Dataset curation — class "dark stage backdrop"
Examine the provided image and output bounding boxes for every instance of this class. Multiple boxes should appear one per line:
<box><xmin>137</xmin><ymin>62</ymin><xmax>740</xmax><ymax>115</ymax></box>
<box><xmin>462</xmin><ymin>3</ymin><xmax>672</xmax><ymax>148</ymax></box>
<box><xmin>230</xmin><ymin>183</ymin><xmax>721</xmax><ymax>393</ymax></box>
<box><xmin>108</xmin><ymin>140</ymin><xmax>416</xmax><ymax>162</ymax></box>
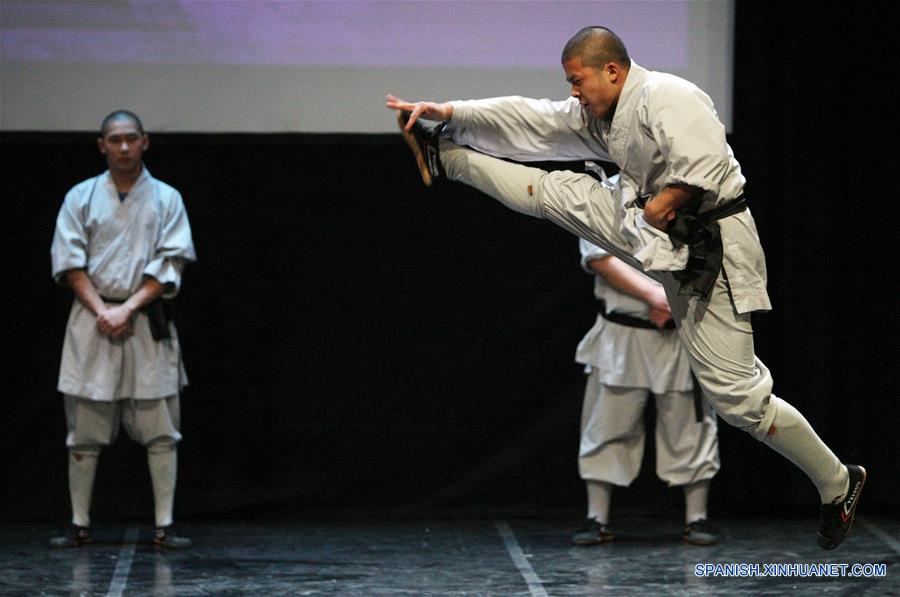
<box><xmin>1</xmin><ymin>2</ymin><xmax>896</xmax><ymax>523</ymax></box>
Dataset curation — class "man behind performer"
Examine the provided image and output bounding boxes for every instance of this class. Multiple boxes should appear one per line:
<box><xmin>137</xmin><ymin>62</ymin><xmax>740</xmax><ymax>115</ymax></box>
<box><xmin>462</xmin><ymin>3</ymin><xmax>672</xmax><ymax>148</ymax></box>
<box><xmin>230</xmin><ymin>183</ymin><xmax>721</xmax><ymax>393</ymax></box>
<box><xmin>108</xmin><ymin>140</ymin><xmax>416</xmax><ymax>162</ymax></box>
<box><xmin>574</xmin><ymin>236</ymin><xmax>720</xmax><ymax>547</ymax></box>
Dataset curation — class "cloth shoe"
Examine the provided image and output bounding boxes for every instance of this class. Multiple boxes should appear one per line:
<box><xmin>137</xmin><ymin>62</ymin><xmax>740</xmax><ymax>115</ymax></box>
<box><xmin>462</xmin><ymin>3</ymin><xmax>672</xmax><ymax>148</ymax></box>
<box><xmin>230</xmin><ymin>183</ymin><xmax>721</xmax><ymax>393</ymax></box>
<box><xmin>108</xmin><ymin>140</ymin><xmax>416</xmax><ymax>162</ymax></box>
<box><xmin>683</xmin><ymin>519</ymin><xmax>720</xmax><ymax>546</ymax></box>
<box><xmin>396</xmin><ymin>110</ymin><xmax>447</xmax><ymax>187</ymax></box>
<box><xmin>154</xmin><ymin>526</ymin><xmax>192</xmax><ymax>549</ymax></box>
<box><xmin>49</xmin><ymin>525</ymin><xmax>91</xmax><ymax>548</ymax></box>
<box><xmin>817</xmin><ymin>464</ymin><xmax>866</xmax><ymax>550</ymax></box>
<box><xmin>572</xmin><ymin>518</ymin><xmax>614</xmax><ymax>545</ymax></box>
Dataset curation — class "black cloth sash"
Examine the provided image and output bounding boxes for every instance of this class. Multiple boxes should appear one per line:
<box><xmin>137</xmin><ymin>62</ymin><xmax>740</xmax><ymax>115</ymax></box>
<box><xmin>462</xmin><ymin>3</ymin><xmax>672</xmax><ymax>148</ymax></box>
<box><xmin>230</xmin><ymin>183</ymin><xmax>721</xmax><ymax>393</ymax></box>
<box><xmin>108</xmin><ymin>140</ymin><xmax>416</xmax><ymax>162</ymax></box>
<box><xmin>597</xmin><ymin>298</ymin><xmax>675</xmax><ymax>330</ymax></box>
<box><xmin>100</xmin><ymin>296</ymin><xmax>174</xmax><ymax>341</ymax></box>
<box><xmin>667</xmin><ymin>195</ymin><xmax>748</xmax><ymax>299</ymax></box>
<box><xmin>597</xmin><ymin>298</ymin><xmax>702</xmax><ymax>422</ymax></box>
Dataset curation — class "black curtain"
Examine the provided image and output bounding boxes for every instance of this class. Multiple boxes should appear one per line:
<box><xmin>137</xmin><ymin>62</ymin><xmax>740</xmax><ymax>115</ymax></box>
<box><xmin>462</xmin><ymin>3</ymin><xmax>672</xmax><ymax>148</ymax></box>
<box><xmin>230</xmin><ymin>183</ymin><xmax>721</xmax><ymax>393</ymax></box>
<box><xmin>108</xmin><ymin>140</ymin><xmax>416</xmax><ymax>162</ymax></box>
<box><xmin>1</xmin><ymin>1</ymin><xmax>896</xmax><ymax>522</ymax></box>
<box><xmin>728</xmin><ymin>1</ymin><xmax>897</xmax><ymax>513</ymax></box>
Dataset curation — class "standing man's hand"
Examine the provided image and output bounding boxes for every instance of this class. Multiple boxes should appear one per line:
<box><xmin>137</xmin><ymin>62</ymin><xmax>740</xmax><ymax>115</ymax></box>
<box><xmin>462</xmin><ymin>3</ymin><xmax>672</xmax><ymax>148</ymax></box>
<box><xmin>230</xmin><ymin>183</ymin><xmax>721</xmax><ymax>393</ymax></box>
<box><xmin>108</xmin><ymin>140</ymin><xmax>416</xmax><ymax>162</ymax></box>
<box><xmin>95</xmin><ymin>277</ymin><xmax>166</xmax><ymax>340</ymax></box>
<box><xmin>386</xmin><ymin>95</ymin><xmax>454</xmax><ymax>129</ymax></box>
<box><xmin>588</xmin><ymin>255</ymin><xmax>674</xmax><ymax>329</ymax></box>
<box><xmin>65</xmin><ymin>268</ymin><xmax>133</xmax><ymax>339</ymax></box>
<box><xmin>648</xmin><ymin>307</ymin><xmax>673</xmax><ymax>329</ymax></box>
<box><xmin>96</xmin><ymin>304</ymin><xmax>134</xmax><ymax>339</ymax></box>
<box><xmin>646</xmin><ymin>286</ymin><xmax>673</xmax><ymax>329</ymax></box>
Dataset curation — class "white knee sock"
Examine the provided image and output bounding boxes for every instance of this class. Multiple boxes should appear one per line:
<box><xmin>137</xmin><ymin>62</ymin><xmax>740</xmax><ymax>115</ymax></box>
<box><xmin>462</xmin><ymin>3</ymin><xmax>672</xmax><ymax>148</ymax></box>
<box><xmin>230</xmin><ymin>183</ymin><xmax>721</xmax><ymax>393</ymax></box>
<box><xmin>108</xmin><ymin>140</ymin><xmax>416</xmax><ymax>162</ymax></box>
<box><xmin>147</xmin><ymin>443</ymin><xmax>177</xmax><ymax>528</ymax></box>
<box><xmin>761</xmin><ymin>397</ymin><xmax>848</xmax><ymax>504</ymax></box>
<box><xmin>684</xmin><ymin>480</ymin><xmax>710</xmax><ymax>524</ymax></box>
<box><xmin>586</xmin><ymin>480</ymin><xmax>613</xmax><ymax>524</ymax></box>
<box><xmin>69</xmin><ymin>450</ymin><xmax>98</xmax><ymax>527</ymax></box>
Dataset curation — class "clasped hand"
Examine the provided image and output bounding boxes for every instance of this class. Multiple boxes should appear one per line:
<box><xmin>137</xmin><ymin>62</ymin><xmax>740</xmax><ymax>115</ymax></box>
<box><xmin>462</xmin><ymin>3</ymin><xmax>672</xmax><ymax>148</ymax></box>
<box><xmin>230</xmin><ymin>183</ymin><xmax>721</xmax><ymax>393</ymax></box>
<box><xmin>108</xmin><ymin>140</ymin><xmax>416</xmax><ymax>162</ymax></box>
<box><xmin>96</xmin><ymin>304</ymin><xmax>134</xmax><ymax>339</ymax></box>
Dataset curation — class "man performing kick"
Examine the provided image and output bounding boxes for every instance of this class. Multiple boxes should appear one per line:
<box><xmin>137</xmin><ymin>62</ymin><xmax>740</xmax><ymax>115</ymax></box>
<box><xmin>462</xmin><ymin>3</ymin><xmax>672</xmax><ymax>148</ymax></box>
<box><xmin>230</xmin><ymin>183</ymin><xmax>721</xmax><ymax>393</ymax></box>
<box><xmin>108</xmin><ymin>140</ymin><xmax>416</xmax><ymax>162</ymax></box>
<box><xmin>386</xmin><ymin>26</ymin><xmax>864</xmax><ymax>550</ymax></box>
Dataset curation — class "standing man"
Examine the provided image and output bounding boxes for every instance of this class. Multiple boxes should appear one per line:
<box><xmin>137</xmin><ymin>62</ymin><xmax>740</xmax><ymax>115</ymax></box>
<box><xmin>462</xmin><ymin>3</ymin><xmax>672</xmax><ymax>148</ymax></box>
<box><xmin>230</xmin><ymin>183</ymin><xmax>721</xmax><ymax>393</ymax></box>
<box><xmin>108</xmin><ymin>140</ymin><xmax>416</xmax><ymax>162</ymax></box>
<box><xmin>574</xmin><ymin>237</ymin><xmax>720</xmax><ymax>547</ymax></box>
<box><xmin>50</xmin><ymin>110</ymin><xmax>195</xmax><ymax>548</ymax></box>
<box><xmin>388</xmin><ymin>26</ymin><xmax>865</xmax><ymax>550</ymax></box>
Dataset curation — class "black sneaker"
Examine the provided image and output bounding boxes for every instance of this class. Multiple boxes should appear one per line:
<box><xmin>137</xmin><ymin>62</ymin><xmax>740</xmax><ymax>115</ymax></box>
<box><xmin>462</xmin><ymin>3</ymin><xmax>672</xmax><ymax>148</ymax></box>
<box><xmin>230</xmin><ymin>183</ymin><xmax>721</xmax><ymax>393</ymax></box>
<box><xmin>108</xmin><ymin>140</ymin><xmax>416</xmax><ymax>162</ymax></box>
<box><xmin>683</xmin><ymin>519</ymin><xmax>719</xmax><ymax>546</ymax></box>
<box><xmin>49</xmin><ymin>525</ymin><xmax>91</xmax><ymax>548</ymax></box>
<box><xmin>396</xmin><ymin>110</ymin><xmax>446</xmax><ymax>187</ymax></box>
<box><xmin>572</xmin><ymin>518</ymin><xmax>614</xmax><ymax>546</ymax></box>
<box><xmin>154</xmin><ymin>526</ymin><xmax>192</xmax><ymax>549</ymax></box>
<box><xmin>817</xmin><ymin>464</ymin><xmax>866</xmax><ymax>550</ymax></box>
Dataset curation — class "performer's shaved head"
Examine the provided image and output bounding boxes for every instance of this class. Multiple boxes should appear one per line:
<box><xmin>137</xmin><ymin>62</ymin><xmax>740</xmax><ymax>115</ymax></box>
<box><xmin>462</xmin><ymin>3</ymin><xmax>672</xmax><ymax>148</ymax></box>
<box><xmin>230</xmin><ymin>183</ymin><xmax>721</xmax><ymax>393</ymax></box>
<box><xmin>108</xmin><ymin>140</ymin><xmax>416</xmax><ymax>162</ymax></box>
<box><xmin>562</xmin><ymin>27</ymin><xmax>631</xmax><ymax>69</ymax></box>
<box><xmin>100</xmin><ymin>110</ymin><xmax>144</xmax><ymax>137</ymax></box>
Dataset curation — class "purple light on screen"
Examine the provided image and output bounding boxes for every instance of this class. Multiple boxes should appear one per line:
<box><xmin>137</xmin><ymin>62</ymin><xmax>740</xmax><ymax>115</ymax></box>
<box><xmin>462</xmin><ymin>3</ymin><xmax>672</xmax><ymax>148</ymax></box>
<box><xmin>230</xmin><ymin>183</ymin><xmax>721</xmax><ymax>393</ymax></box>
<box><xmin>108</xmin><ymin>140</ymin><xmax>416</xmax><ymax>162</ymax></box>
<box><xmin>1</xmin><ymin>0</ymin><xmax>690</xmax><ymax>70</ymax></box>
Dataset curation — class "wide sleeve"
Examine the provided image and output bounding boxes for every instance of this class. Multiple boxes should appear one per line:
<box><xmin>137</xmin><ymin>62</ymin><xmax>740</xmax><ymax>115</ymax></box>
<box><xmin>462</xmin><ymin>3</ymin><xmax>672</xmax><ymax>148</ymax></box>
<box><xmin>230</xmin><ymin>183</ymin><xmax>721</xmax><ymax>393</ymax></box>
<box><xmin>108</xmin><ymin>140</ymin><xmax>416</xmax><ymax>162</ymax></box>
<box><xmin>143</xmin><ymin>189</ymin><xmax>196</xmax><ymax>297</ymax></box>
<box><xmin>644</xmin><ymin>82</ymin><xmax>732</xmax><ymax>196</ymax></box>
<box><xmin>579</xmin><ymin>238</ymin><xmax>610</xmax><ymax>273</ymax></box>
<box><xmin>50</xmin><ymin>186</ymin><xmax>90</xmax><ymax>284</ymax></box>
<box><xmin>616</xmin><ymin>174</ymin><xmax>690</xmax><ymax>272</ymax></box>
<box><xmin>448</xmin><ymin>96</ymin><xmax>610</xmax><ymax>162</ymax></box>
<box><xmin>625</xmin><ymin>210</ymin><xmax>689</xmax><ymax>271</ymax></box>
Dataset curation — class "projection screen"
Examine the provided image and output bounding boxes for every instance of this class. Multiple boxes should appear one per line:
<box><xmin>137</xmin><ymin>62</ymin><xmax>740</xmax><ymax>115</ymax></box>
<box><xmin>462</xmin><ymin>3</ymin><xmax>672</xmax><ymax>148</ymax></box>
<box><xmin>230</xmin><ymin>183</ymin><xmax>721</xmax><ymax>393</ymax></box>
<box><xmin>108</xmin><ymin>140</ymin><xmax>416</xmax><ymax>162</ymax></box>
<box><xmin>1</xmin><ymin>0</ymin><xmax>734</xmax><ymax>133</ymax></box>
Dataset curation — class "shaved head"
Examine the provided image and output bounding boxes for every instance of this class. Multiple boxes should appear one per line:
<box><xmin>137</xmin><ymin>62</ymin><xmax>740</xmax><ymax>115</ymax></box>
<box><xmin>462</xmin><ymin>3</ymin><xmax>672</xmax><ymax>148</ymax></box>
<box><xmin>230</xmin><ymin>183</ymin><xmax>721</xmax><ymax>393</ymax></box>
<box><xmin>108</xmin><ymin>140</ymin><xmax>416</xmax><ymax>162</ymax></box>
<box><xmin>562</xmin><ymin>27</ymin><xmax>631</xmax><ymax>70</ymax></box>
<box><xmin>100</xmin><ymin>110</ymin><xmax>144</xmax><ymax>137</ymax></box>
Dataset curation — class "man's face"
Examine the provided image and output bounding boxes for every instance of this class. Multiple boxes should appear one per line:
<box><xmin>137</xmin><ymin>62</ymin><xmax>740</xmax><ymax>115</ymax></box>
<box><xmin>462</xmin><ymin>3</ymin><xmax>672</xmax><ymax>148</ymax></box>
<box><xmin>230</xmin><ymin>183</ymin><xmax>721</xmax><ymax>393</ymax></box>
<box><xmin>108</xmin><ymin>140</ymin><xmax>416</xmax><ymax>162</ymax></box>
<box><xmin>98</xmin><ymin>119</ymin><xmax>148</xmax><ymax>175</ymax></box>
<box><xmin>564</xmin><ymin>56</ymin><xmax>621</xmax><ymax>120</ymax></box>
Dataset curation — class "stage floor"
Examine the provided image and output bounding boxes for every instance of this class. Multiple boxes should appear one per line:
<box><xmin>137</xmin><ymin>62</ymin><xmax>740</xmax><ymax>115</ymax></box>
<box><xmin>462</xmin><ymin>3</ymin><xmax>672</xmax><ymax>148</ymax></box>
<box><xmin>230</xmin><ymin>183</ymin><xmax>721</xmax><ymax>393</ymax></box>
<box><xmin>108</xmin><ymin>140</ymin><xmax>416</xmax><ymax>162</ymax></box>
<box><xmin>2</xmin><ymin>514</ymin><xmax>898</xmax><ymax>595</ymax></box>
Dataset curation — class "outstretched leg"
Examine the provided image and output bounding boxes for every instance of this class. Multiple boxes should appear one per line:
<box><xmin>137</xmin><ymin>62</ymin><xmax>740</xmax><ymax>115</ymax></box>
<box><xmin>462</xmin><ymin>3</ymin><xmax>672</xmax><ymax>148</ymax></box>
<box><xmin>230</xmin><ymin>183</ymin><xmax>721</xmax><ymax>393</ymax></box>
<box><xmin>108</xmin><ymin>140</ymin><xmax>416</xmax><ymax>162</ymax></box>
<box><xmin>439</xmin><ymin>139</ymin><xmax>641</xmax><ymax>270</ymax></box>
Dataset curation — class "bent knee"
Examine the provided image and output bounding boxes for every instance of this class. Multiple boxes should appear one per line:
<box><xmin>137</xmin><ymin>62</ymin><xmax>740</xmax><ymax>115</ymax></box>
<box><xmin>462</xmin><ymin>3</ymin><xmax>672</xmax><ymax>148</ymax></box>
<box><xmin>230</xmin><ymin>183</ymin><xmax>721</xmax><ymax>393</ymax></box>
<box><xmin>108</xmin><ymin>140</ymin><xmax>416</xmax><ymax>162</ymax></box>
<box><xmin>708</xmin><ymin>396</ymin><xmax>773</xmax><ymax>437</ymax></box>
<box><xmin>146</xmin><ymin>437</ymin><xmax>179</xmax><ymax>454</ymax></box>
<box><xmin>69</xmin><ymin>446</ymin><xmax>101</xmax><ymax>459</ymax></box>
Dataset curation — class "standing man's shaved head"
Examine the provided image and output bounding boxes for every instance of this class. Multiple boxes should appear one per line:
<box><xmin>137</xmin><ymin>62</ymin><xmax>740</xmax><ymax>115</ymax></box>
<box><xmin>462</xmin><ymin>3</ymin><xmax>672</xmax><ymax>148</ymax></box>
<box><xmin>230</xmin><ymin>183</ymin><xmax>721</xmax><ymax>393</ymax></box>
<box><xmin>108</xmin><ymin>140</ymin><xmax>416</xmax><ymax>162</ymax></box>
<box><xmin>562</xmin><ymin>27</ymin><xmax>631</xmax><ymax>69</ymax></box>
<box><xmin>100</xmin><ymin>110</ymin><xmax>144</xmax><ymax>138</ymax></box>
<box><xmin>96</xmin><ymin>110</ymin><xmax>149</xmax><ymax>184</ymax></box>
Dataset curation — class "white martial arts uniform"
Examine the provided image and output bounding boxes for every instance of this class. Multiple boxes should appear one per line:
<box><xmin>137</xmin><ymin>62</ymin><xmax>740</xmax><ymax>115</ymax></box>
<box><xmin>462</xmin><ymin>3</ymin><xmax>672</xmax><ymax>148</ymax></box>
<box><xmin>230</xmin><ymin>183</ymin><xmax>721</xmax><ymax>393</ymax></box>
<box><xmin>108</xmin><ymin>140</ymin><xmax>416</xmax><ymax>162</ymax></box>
<box><xmin>51</xmin><ymin>167</ymin><xmax>195</xmax><ymax>528</ymax></box>
<box><xmin>576</xmin><ymin>239</ymin><xmax>719</xmax><ymax>488</ymax></box>
<box><xmin>52</xmin><ymin>168</ymin><xmax>195</xmax><ymax>403</ymax></box>
<box><xmin>436</xmin><ymin>62</ymin><xmax>848</xmax><ymax>503</ymax></box>
<box><xmin>448</xmin><ymin>63</ymin><xmax>769</xmax><ymax>313</ymax></box>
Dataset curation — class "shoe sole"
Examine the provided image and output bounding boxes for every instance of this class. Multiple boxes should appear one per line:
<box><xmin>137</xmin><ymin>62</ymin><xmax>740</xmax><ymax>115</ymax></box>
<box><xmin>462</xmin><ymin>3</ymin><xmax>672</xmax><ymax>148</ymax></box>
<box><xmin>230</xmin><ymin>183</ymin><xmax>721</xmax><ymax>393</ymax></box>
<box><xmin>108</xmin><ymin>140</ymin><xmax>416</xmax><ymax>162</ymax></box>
<box><xmin>818</xmin><ymin>465</ymin><xmax>866</xmax><ymax>550</ymax></box>
<box><xmin>49</xmin><ymin>537</ymin><xmax>91</xmax><ymax>548</ymax></box>
<box><xmin>572</xmin><ymin>535</ymin><xmax>614</xmax><ymax>546</ymax></box>
<box><xmin>154</xmin><ymin>537</ymin><xmax>192</xmax><ymax>549</ymax></box>
<box><xmin>684</xmin><ymin>536</ymin><xmax>719</xmax><ymax>546</ymax></box>
<box><xmin>396</xmin><ymin>111</ymin><xmax>433</xmax><ymax>187</ymax></box>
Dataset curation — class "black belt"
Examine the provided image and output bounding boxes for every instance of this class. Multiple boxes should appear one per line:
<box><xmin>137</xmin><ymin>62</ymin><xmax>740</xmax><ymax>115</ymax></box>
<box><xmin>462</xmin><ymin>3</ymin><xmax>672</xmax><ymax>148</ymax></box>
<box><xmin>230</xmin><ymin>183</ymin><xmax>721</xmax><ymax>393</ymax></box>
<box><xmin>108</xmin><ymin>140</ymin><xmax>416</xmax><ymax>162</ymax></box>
<box><xmin>667</xmin><ymin>195</ymin><xmax>748</xmax><ymax>299</ymax></box>
<box><xmin>597</xmin><ymin>298</ymin><xmax>703</xmax><ymax>422</ymax></box>
<box><xmin>100</xmin><ymin>296</ymin><xmax>174</xmax><ymax>341</ymax></box>
<box><xmin>598</xmin><ymin>298</ymin><xmax>675</xmax><ymax>330</ymax></box>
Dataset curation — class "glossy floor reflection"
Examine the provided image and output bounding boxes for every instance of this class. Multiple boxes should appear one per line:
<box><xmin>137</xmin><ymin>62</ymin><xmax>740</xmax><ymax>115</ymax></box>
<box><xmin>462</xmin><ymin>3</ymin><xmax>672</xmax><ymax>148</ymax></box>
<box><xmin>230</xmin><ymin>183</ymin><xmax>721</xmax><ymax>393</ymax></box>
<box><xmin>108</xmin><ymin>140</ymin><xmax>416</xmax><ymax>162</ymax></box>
<box><xmin>1</xmin><ymin>514</ymin><xmax>897</xmax><ymax>596</ymax></box>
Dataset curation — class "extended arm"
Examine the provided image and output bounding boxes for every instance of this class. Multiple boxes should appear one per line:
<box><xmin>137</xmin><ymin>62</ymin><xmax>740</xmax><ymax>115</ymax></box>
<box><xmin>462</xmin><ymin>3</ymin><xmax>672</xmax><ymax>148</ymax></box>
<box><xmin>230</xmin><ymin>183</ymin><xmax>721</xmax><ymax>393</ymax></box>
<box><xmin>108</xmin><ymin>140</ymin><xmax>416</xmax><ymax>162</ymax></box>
<box><xmin>387</xmin><ymin>94</ymin><xmax>454</xmax><ymax>128</ymax></box>
<box><xmin>387</xmin><ymin>94</ymin><xmax>608</xmax><ymax>162</ymax></box>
